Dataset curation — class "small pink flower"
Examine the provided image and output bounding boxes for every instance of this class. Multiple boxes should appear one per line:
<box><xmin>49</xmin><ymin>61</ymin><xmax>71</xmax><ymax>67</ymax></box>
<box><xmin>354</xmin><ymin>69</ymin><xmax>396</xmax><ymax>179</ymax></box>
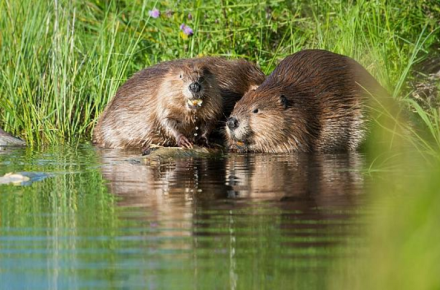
<box><xmin>149</xmin><ymin>8</ymin><xmax>160</xmax><ymax>18</ymax></box>
<box><xmin>180</xmin><ymin>24</ymin><xmax>194</xmax><ymax>36</ymax></box>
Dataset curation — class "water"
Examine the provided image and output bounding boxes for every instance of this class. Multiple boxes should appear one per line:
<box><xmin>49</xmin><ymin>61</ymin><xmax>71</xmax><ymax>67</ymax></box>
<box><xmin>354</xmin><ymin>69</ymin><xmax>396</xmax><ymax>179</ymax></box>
<box><xmin>0</xmin><ymin>145</ymin><xmax>369</xmax><ymax>289</ymax></box>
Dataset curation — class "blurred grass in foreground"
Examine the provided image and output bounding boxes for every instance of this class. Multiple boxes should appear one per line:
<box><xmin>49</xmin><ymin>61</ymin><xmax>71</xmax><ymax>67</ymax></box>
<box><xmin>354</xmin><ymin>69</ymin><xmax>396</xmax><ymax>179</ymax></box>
<box><xmin>332</xmin><ymin>93</ymin><xmax>440</xmax><ymax>289</ymax></box>
<box><xmin>333</xmin><ymin>162</ymin><xmax>440</xmax><ymax>289</ymax></box>
<box><xmin>0</xmin><ymin>0</ymin><xmax>439</xmax><ymax>149</ymax></box>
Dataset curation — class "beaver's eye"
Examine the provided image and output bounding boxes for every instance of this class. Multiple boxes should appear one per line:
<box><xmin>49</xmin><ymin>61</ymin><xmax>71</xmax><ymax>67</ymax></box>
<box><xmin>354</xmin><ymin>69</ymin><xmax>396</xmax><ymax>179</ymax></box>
<box><xmin>179</xmin><ymin>74</ymin><xmax>183</xmax><ymax>79</ymax></box>
<box><xmin>253</xmin><ymin>108</ymin><xmax>259</xmax><ymax>114</ymax></box>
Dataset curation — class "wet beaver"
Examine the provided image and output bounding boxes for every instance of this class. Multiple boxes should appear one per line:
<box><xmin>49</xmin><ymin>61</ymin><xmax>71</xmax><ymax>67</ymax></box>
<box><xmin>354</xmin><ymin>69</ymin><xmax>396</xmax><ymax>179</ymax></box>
<box><xmin>193</xmin><ymin>57</ymin><xmax>265</xmax><ymax>117</ymax></box>
<box><xmin>93</xmin><ymin>57</ymin><xmax>265</xmax><ymax>150</ymax></box>
<box><xmin>226</xmin><ymin>49</ymin><xmax>389</xmax><ymax>153</ymax></box>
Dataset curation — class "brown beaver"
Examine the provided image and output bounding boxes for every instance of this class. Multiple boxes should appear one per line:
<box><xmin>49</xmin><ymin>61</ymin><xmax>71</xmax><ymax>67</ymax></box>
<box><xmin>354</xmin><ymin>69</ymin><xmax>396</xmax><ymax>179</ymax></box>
<box><xmin>226</xmin><ymin>49</ymin><xmax>389</xmax><ymax>153</ymax></box>
<box><xmin>93</xmin><ymin>57</ymin><xmax>265</xmax><ymax>150</ymax></box>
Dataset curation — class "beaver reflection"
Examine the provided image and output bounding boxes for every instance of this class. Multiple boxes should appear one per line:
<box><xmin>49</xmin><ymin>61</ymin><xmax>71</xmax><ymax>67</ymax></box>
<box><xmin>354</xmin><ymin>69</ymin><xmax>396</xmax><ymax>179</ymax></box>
<box><xmin>226</xmin><ymin>153</ymin><xmax>364</xmax><ymax>206</ymax></box>
<box><xmin>98</xmin><ymin>149</ymin><xmax>364</xmax><ymax>223</ymax></box>
<box><xmin>97</xmin><ymin>148</ymin><xmax>233</xmax><ymax>217</ymax></box>
<box><xmin>218</xmin><ymin>153</ymin><xmax>365</xmax><ymax>251</ymax></box>
<box><xmin>98</xmin><ymin>149</ymin><xmax>364</xmax><ymax>209</ymax></box>
<box><xmin>98</xmin><ymin>150</ymin><xmax>365</xmax><ymax>276</ymax></box>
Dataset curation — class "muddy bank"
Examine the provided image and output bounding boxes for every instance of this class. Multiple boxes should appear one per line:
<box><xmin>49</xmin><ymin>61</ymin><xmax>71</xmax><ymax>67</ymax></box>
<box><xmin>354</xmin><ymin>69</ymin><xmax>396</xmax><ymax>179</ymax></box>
<box><xmin>0</xmin><ymin>128</ymin><xmax>25</xmax><ymax>147</ymax></box>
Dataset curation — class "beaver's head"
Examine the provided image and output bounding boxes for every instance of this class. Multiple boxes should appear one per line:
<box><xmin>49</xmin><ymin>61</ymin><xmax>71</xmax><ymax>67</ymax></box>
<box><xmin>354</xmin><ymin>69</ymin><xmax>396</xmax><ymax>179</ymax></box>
<box><xmin>174</xmin><ymin>63</ymin><xmax>216</xmax><ymax>111</ymax></box>
<box><xmin>226</xmin><ymin>85</ymin><xmax>313</xmax><ymax>153</ymax></box>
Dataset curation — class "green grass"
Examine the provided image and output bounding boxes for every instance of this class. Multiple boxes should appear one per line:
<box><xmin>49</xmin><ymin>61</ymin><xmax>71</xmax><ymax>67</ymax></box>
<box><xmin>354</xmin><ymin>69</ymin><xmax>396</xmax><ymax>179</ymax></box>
<box><xmin>332</xmin><ymin>135</ymin><xmax>440</xmax><ymax>290</ymax></box>
<box><xmin>0</xmin><ymin>0</ymin><xmax>439</xmax><ymax>148</ymax></box>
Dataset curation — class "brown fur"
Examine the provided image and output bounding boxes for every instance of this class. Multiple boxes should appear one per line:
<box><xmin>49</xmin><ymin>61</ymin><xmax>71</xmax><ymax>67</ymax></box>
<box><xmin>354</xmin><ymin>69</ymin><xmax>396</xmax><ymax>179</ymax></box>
<box><xmin>226</xmin><ymin>49</ymin><xmax>389</xmax><ymax>153</ymax></box>
<box><xmin>193</xmin><ymin>57</ymin><xmax>265</xmax><ymax>116</ymax></box>
<box><xmin>93</xmin><ymin>57</ymin><xmax>265</xmax><ymax>149</ymax></box>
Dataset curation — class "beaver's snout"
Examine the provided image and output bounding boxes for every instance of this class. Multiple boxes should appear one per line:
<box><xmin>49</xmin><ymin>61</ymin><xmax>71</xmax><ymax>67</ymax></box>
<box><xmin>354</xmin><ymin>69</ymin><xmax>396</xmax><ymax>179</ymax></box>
<box><xmin>189</xmin><ymin>82</ymin><xmax>201</xmax><ymax>93</ymax></box>
<box><xmin>227</xmin><ymin>117</ymin><xmax>239</xmax><ymax>130</ymax></box>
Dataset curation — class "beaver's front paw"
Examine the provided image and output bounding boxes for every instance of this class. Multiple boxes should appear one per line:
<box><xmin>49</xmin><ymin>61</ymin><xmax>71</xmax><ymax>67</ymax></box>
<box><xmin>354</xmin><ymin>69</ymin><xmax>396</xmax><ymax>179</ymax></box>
<box><xmin>177</xmin><ymin>135</ymin><xmax>193</xmax><ymax>149</ymax></box>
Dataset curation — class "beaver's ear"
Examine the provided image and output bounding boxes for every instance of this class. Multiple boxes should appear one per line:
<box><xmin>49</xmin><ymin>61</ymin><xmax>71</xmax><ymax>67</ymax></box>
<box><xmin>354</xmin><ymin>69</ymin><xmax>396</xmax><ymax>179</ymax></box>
<box><xmin>280</xmin><ymin>95</ymin><xmax>288</xmax><ymax>110</ymax></box>
<box><xmin>248</xmin><ymin>84</ymin><xmax>259</xmax><ymax>92</ymax></box>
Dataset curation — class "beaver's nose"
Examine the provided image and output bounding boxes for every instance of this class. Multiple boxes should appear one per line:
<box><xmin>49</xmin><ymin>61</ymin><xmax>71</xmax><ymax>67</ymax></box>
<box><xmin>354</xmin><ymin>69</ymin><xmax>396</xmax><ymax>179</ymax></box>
<box><xmin>189</xmin><ymin>82</ymin><xmax>201</xmax><ymax>93</ymax></box>
<box><xmin>227</xmin><ymin>117</ymin><xmax>239</xmax><ymax>130</ymax></box>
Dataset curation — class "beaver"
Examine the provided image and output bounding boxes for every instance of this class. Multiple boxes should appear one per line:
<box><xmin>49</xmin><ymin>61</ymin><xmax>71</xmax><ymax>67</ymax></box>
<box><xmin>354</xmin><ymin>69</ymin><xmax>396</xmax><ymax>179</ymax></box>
<box><xmin>193</xmin><ymin>57</ymin><xmax>265</xmax><ymax>117</ymax></box>
<box><xmin>93</xmin><ymin>57</ymin><xmax>265</xmax><ymax>150</ymax></box>
<box><xmin>226</xmin><ymin>49</ymin><xmax>389</xmax><ymax>153</ymax></box>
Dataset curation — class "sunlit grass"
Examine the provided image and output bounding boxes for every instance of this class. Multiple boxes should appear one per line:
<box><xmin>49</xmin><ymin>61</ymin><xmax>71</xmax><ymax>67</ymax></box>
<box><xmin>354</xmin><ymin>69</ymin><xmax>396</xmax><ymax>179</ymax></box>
<box><xmin>0</xmin><ymin>0</ymin><xmax>439</xmax><ymax>152</ymax></box>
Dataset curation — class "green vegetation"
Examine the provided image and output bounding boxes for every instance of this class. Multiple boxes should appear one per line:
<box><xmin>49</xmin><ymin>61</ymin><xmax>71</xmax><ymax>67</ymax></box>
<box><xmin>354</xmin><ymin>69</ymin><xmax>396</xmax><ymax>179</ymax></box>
<box><xmin>332</xmin><ymin>125</ymin><xmax>440</xmax><ymax>290</ymax></box>
<box><xmin>352</xmin><ymin>170</ymin><xmax>440</xmax><ymax>289</ymax></box>
<box><xmin>0</xmin><ymin>0</ymin><xmax>439</xmax><ymax>148</ymax></box>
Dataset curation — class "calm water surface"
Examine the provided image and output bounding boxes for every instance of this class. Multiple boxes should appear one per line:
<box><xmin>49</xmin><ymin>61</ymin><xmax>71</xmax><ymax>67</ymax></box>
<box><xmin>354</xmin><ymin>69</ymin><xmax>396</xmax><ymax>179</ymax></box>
<box><xmin>0</xmin><ymin>145</ymin><xmax>369</xmax><ymax>289</ymax></box>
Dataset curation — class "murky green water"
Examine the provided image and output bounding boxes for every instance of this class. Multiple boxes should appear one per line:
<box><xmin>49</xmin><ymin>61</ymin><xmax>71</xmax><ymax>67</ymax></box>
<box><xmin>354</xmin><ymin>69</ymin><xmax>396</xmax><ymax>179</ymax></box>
<box><xmin>0</xmin><ymin>145</ymin><xmax>368</xmax><ymax>289</ymax></box>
